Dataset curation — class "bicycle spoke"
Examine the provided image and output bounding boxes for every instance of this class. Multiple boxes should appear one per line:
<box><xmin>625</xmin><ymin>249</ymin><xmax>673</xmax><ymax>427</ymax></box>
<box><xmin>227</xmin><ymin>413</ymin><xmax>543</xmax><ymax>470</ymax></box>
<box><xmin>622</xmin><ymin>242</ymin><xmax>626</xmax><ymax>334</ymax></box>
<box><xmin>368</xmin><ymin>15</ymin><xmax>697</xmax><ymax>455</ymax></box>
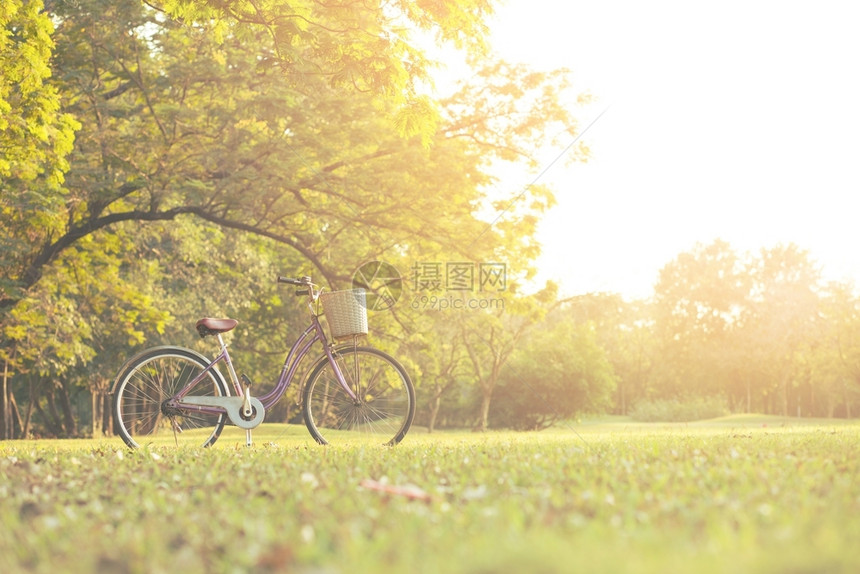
<box><xmin>303</xmin><ymin>347</ymin><xmax>414</xmax><ymax>446</ymax></box>
<box><xmin>114</xmin><ymin>348</ymin><xmax>228</xmax><ymax>449</ymax></box>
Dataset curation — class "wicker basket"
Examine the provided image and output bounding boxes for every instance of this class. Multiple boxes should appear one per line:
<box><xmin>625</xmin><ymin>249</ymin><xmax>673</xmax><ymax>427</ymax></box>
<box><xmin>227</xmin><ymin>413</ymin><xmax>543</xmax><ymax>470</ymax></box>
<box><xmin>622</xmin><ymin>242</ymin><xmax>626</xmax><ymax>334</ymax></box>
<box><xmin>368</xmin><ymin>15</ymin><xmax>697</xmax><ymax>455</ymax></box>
<box><xmin>320</xmin><ymin>288</ymin><xmax>368</xmax><ymax>339</ymax></box>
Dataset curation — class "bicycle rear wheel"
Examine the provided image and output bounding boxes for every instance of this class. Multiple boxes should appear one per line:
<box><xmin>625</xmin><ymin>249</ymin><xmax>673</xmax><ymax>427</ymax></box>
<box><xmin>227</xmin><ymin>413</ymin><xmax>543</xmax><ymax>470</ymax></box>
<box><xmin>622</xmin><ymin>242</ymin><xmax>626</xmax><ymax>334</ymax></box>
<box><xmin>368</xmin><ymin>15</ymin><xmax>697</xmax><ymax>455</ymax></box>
<box><xmin>112</xmin><ymin>347</ymin><xmax>229</xmax><ymax>449</ymax></box>
<box><xmin>302</xmin><ymin>346</ymin><xmax>415</xmax><ymax>446</ymax></box>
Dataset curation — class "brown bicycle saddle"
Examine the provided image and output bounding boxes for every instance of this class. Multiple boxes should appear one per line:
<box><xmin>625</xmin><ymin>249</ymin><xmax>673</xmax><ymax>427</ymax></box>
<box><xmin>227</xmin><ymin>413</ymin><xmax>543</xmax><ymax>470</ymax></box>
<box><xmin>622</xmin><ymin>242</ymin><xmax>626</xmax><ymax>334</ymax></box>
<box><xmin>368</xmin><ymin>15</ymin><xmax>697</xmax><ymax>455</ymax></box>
<box><xmin>195</xmin><ymin>318</ymin><xmax>239</xmax><ymax>338</ymax></box>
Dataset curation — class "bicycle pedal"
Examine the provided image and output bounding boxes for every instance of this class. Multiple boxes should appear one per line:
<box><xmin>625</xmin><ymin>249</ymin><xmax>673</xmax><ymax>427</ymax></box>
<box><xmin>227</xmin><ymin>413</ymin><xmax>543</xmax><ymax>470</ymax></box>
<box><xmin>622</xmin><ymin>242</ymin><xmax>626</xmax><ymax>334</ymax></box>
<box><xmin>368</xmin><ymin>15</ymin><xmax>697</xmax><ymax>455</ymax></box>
<box><xmin>241</xmin><ymin>373</ymin><xmax>253</xmax><ymax>387</ymax></box>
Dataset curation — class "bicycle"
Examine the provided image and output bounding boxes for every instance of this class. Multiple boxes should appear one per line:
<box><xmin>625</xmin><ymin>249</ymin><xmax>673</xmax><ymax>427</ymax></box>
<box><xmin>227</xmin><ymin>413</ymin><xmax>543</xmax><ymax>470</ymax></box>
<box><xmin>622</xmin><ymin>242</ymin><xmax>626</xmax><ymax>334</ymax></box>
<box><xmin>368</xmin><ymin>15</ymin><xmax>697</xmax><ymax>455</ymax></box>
<box><xmin>111</xmin><ymin>275</ymin><xmax>416</xmax><ymax>448</ymax></box>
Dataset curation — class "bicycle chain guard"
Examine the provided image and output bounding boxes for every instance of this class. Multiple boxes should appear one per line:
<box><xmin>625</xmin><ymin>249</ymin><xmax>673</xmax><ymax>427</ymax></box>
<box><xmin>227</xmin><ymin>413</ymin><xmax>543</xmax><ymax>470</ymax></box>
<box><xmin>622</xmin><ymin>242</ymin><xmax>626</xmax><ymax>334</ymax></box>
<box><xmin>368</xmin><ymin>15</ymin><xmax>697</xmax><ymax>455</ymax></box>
<box><xmin>179</xmin><ymin>396</ymin><xmax>266</xmax><ymax>429</ymax></box>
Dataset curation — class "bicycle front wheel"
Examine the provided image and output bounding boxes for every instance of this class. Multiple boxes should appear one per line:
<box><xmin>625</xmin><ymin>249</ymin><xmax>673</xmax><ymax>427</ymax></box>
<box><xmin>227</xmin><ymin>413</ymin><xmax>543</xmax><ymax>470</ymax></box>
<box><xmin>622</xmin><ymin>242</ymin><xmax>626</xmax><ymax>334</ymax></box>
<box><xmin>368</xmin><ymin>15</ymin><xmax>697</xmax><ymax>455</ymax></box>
<box><xmin>112</xmin><ymin>347</ymin><xmax>229</xmax><ymax>449</ymax></box>
<box><xmin>302</xmin><ymin>346</ymin><xmax>415</xmax><ymax>446</ymax></box>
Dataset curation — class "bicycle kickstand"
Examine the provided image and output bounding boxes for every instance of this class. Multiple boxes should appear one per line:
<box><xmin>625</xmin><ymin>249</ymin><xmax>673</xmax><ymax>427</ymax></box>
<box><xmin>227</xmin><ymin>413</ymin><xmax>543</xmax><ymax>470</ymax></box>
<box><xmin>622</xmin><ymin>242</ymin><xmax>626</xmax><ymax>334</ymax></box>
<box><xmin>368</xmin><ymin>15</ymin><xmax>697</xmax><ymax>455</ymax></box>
<box><xmin>242</xmin><ymin>374</ymin><xmax>254</xmax><ymax>447</ymax></box>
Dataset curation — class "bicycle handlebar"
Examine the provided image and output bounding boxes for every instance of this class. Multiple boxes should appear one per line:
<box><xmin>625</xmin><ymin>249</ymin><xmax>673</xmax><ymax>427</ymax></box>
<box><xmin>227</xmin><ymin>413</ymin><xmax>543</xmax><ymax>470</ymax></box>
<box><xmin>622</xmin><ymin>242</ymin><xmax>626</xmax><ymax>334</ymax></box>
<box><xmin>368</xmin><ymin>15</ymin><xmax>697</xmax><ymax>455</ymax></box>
<box><xmin>277</xmin><ymin>275</ymin><xmax>317</xmax><ymax>299</ymax></box>
<box><xmin>277</xmin><ymin>275</ymin><xmax>311</xmax><ymax>286</ymax></box>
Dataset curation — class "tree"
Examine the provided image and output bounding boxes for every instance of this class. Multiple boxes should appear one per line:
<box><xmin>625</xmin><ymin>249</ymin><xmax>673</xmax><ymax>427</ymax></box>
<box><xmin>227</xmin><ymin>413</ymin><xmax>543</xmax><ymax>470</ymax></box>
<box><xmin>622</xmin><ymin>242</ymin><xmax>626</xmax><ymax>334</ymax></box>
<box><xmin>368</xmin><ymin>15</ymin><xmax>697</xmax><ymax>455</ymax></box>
<box><xmin>153</xmin><ymin>0</ymin><xmax>495</xmax><ymax>141</ymax></box>
<box><xmin>399</xmin><ymin>313</ymin><xmax>472</xmax><ymax>433</ymax></box>
<box><xmin>7</xmin><ymin>0</ymin><xmax>579</xmax><ymax>307</ymax></box>
<box><xmin>813</xmin><ymin>282</ymin><xmax>860</xmax><ymax>417</ymax></box>
<box><xmin>457</xmin><ymin>282</ymin><xmax>558</xmax><ymax>432</ymax></box>
<box><xmin>2</xmin><ymin>0</ymin><xmax>589</xmax><ymax>436</ymax></box>
<box><xmin>493</xmin><ymin>318</ymin><xmax>616</xmax><ymax>430</ymax></box>
<box><xmin>651</xmin><ymin>239</ymin><xmax>749</xmax><ymax>401</ymax></box>
<box><xmin>741</xmin><ymin>244</ymin><xmax>822</xmax><ymax>415</ymax></box>
<box><xmin>0</xmin><ymin>0</ymin><xmax>77</xmax><ymax>188</ymax></box>
<box><xmin>648</xmin><ymin>240</ymin><xmax>836</xmax><ymax>417</ymax></box>
<box><xmin>3</xmin><ymin>0</ymin><xmax>487</xmax><ymax>310</ymax></box>
<box><xmin>2</xmin><ymin>0</ymin><xmax>79</xmax><ymax>438</ymax></box>
<box><xmin>1</xmin><ymin>0</ymin><xmax>78</xmax><ymax>299</ymax></box>
<box><xmin>561</xmin><ymin>293</ymin><xmax>653</xmax><ymax>415</ymax></box>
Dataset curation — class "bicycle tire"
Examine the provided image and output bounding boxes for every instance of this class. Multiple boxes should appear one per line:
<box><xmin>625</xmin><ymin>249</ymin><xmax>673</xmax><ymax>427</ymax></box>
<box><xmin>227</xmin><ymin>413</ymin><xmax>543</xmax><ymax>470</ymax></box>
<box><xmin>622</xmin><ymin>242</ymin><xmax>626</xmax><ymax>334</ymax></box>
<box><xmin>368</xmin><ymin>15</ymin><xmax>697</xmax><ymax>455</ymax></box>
<box><xmin>302</xmin><ymin>346</ymin><xmax>415</xmax><ymax>446</ymax></box>
<box><xmin>112</xmin><ymin>346</ymin><xmax>229</xmax><ymax>449</ymax></box>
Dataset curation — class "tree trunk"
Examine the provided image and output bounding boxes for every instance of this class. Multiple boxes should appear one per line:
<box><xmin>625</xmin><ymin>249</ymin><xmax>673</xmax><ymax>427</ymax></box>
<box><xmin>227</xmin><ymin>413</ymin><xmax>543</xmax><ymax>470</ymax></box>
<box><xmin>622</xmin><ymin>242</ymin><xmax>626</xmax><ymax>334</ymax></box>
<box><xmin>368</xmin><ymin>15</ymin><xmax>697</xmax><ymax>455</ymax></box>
<box><xmin>428</xmin><ymin>394</ymin><xmax>440</xmax><ymax>434</ymax></box>
<box><xmin>1</xmin><ymin>357</ymin><xmax>8</xmax><ymax>440</ymax></box>
<box><xmin>43</xmin><ymin>386</ymin><xmax>65</xmax><ymax>437</ymax></box>
<box><xmin>58</xmin><ymin>379</ymin><xmax>78</xmax><ymax>437</ymax></box>
<box><xmin>825</xmin><ymin>393</ymin><xmax>836</xmax><ymax>418</ymax></box>
<box><xmin>22</xmin><ymin>379</ymin><xmax>36</xmax><ymax>439</ymax></box>
<box><xmin>102</xmin><ymin>392</ymin><xmax>113</xmax><ymax>436</ymax></box>
<box><xmin>8</xmin><ymin>391</ymin><xmax>23</xmax><ymax>438</ymax></box>
<box><xmin>92</xmin><ymin>391</ymin><xmax>99</xmax><ymax>437</ymax></box>
<box><xmin>781</xmin><ymin>374</ymin><xmax>789</xmax><ymax>417</ymax></box>
<box><xmin>92</xmin><ymin>386</ymin><xmax>110</xmax><ymax>438</ymax></box>
<box><xmin>476</xmin><ymin>389</ymin><xmax>491</xmax><ymax>432</ymax></box>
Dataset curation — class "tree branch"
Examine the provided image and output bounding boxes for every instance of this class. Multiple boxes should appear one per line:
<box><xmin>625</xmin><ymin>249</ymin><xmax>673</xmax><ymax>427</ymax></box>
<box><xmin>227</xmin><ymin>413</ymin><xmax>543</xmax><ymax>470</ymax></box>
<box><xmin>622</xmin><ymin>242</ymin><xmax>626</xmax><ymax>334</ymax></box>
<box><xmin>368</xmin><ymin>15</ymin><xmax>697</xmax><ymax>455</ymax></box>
<box><xmin>3</xmin><ymin>204</ymin><xmax>333</xmax><ymax>310</ymax></box>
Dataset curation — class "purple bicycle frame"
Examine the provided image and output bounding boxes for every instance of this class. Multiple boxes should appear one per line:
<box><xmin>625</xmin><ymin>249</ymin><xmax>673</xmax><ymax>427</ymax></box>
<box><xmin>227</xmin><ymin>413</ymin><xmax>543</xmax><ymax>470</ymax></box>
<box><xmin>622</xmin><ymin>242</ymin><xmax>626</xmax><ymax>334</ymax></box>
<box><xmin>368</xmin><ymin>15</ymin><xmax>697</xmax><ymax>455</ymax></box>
<box><xmin>167</xmin><ymin>311</ymin><xmax>358</xmax><ymax>416</ymax></box>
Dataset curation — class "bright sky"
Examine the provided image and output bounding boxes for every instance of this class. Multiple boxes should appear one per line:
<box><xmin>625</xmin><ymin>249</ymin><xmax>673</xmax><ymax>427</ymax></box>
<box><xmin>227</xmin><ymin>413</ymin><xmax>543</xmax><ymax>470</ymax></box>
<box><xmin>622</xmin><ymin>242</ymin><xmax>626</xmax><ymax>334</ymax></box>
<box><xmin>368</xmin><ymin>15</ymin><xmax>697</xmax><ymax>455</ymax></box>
<box><xmin>484</xmin><ymin>0</ymin><xmax>860</xmax><ymax>300</ymax></box>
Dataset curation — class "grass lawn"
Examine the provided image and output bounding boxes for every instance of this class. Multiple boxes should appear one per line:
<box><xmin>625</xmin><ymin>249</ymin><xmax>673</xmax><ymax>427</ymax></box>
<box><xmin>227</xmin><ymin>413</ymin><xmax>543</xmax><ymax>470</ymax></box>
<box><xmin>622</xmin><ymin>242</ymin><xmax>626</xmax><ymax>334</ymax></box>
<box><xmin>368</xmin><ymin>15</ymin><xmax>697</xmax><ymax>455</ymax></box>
<box><xmin>1</xmin><ymin>415</ymin><xmax>858</xmax><ymax>573</ymax></box>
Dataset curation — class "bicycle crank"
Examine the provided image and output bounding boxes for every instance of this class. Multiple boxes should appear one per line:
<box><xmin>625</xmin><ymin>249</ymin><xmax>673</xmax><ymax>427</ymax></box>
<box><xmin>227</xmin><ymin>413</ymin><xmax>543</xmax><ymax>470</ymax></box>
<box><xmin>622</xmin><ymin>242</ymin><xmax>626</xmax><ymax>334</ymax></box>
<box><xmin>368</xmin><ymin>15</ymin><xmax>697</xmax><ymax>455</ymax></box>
<box><xmin>179</xmin><ymin>396</ymin><xmax>266</xmax><ymax>429</ymax></box>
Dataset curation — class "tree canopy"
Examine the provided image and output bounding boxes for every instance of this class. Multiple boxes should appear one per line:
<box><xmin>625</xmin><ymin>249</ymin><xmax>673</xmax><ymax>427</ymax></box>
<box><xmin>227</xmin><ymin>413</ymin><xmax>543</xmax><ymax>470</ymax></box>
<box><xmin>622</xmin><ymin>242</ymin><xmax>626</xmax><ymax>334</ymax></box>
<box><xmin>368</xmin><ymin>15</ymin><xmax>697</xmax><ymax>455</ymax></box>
<box><xmin>1</xmin><ymin>0</ymin><xmax>597</xmax><ymax>437</ymax></box>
